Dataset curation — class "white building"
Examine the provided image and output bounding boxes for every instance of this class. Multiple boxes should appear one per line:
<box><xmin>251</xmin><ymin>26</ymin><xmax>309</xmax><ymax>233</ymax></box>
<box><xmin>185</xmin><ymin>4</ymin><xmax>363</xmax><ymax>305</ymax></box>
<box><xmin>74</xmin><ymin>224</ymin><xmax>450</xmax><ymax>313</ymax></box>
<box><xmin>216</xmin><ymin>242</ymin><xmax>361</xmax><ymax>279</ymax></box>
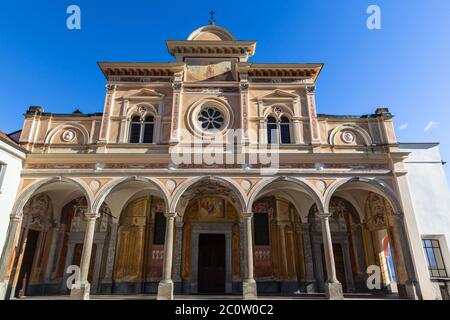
<box><xmin>400</xmin><ymin>143</ymin><xmax>450</xmax><ymax>299</ymax></box>
<box><xmin>0</xmin><ymin>131</ymin><xmax>27</xmax><ymax>254</ymax></box>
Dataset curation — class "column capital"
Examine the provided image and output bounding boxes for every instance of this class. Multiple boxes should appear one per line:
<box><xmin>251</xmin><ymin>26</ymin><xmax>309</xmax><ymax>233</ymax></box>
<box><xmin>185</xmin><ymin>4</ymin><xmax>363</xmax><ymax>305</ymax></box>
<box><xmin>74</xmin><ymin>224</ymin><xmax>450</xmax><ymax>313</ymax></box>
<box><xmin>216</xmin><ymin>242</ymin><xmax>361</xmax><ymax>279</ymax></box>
<box><xmin>306</xmin><ymin>86</ymin><xmax>316</xmax><ymax>94</ymax></box>
<box><xmin>172</xmin><ymin>82</ymin><xmax>183</xmax><ymax>91</ymax></box>
<box><xmin>241</xmin><ymin>212</ymin><xmax>254</xmax><ymax>219</ymax></box>
<box><xmin>164</xmin><ymin>212</ymin><xmax>177</xmax><ymax>219</ymax></box>
<box><xmin>9</xmin><ymin>213</ymin><xmax>23</xmax><ymax>221</ymax></box>
<box><xmin>317</xmin><ymin>211</ymin><xmax>331</xmax><ymax>219</ymax></box>
<box><xmin>84</xmin><ymin>212</ymin><xmax>99</xmax><ymax>220</ymax></box>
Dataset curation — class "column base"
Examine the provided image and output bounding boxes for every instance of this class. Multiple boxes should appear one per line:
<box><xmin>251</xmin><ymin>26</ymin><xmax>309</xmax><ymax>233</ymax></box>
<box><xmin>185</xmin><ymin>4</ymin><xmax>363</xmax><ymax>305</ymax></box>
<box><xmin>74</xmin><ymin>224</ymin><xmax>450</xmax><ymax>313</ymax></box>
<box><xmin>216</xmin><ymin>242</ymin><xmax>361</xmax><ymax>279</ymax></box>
<box><xmin>325</xmin><ymin>282</ymin><xmax>344</xmax><ymax>300</ymax></box>
<box><xmin>70</xmin><ymin>282</ymin><xmax>91</xmax><ymax>300</ymax></box>
<box><xmin>0</xmin><ymin>281</ymin><xmax>8</xmax><ymax>300</ymax></box>
<box><xmin>157</xmin><ymin>280</ymin><xmax>174</xmax><ymax>300</ymax></box>
<box><xmin>242</xmin><ymin>279</ymin><xmax>257</xmax><ymax>300</ymax></box>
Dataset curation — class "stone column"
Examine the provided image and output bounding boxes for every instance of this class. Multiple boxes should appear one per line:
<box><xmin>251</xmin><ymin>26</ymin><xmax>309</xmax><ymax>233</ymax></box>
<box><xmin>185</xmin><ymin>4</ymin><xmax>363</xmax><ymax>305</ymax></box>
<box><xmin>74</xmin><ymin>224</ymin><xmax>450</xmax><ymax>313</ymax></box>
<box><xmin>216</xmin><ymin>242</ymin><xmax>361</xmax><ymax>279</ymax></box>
<box><xmin>0</xmin><ymin>214</ymin><xmax>22</xmax><ymax>300</ymax></box>
<box><xmin>302</xmin><ymin>223</ymin><xmax>317</xmax><ymax>292</ymax></box>
<box><xmin>242</xmin><ymin>212</ymin><xmax>257</xmax><ymax>300</ymax></box>
<box><xmin>319</xmin><ymin>212</ymin><xmax>343</xmax><ymax>300</ymax></box>
<box><xmin>70</xmin><ymin>213</ymin><xmax>98</xmax><ymax>300</ymax></box>
<box><xmin>157</xmin><ymin>212</ymin><xmax>176</xmax><ymax>300</ymax></box>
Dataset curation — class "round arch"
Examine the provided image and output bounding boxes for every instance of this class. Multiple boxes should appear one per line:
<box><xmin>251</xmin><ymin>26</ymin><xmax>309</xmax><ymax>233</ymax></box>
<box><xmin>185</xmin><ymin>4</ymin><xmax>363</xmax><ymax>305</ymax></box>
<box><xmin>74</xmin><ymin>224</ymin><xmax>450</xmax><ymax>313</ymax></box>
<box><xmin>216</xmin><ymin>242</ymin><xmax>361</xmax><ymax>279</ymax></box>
<box><xmin>328</xmin><ymin>124</ymin><xmax>373</xmax><ymax>146</ymax></box>
<box><xmin>247</xmin><ymin>176</ymin><xmax>325</xmax><ymax>213</ymax></box>
<box><xmin>92</xmin><ymin>176</ymin><xmax>170</xmax><ymax>214</ymax></box>
<box><xmin>323</xmin><ymin>177</ymin><xmax>402</xmax><ymax>215</ymax></box>
<box><xmin>169</xmin><ymin>176</ymin><xmax>246</xmax><ymax>214</ymax></box>
<box><xmin>44</xmin><ymin>123</ymin><xmax>90</xmax><ymax>145</ymax></box>
<box><xmin>12</xmin><ymin>176</ymin><xmax>93</xmax><ymax>218</ymax></box>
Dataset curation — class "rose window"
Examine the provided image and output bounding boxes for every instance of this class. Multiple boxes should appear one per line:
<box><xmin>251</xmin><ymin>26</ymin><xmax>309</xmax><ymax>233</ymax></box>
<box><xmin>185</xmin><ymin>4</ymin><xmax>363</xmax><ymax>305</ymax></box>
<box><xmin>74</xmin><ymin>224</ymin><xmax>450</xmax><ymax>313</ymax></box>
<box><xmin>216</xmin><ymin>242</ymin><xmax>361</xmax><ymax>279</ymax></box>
<box><xmin>197</xmin><ymin>107</ymin><xmax>224</xmax><ymax>131</ymax></box>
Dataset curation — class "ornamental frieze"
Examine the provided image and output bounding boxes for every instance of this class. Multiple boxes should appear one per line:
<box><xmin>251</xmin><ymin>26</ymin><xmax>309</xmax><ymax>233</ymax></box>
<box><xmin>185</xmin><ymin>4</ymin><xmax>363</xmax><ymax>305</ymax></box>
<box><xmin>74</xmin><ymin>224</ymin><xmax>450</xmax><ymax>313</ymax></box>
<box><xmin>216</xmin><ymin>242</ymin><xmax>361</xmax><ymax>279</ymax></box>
<box><xmin>24</xmin><ymin>162</ymin><xmax>390</xmax><ymax>170</ymax></box>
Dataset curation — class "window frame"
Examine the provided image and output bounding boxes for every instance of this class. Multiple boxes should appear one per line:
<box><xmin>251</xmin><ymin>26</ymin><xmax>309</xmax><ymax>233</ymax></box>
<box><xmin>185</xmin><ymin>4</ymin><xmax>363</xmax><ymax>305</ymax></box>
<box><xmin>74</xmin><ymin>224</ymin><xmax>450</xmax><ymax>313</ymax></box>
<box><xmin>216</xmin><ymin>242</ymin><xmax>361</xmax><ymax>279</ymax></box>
<box><xmin>266</xmin><ymin>114</ymin><xmax>292</xmax><ymax>145</ymax></box>
<box><xmin>128</xmin><ymin>114</ymin><xmax>155</xmax><ymax>144</ymax></box>
<box><xmin>422</xmin><ymin>238</ymin><xmax>448</xmax><ymax>278</ymax></box>
<box><xmin>0</xmin><ymin>162</ymin><xmax>6</xmax><ymax>193</ymax></box>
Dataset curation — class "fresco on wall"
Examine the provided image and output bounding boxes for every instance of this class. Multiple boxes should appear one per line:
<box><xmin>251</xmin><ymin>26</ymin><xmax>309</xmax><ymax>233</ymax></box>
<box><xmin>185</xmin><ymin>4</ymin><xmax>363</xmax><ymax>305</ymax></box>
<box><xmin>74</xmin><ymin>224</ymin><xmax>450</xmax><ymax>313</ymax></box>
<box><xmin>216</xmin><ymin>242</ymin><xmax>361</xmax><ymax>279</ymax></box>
<box><xmin>186</xmin><ymin>59</ymin><xmax>235</xmax><ymax>82</ymax></box>
<box><xmin>198</xmin><ymin>197</ymin><xmax>225</xmax><ymax>219</ymax></box>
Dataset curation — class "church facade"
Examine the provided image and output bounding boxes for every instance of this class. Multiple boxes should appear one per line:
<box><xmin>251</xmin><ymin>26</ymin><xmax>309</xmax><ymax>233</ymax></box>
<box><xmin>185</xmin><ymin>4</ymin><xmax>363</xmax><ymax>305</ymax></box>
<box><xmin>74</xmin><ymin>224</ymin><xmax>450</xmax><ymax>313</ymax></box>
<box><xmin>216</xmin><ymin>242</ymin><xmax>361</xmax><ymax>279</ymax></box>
<box><xmin>0</xmin><ymin>24</ymin><xmax>442</xmax><ymax>300</ymax></box>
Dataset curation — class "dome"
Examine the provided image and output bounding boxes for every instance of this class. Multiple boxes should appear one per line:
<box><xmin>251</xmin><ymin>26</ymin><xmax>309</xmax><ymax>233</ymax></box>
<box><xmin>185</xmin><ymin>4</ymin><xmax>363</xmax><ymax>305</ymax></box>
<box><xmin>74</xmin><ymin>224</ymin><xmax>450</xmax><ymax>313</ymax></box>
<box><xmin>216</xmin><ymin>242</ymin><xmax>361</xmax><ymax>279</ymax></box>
<box><xmin>187</xmin><ymin>25</ymin><xmax>236</xmax><ymax>41</ymax></box>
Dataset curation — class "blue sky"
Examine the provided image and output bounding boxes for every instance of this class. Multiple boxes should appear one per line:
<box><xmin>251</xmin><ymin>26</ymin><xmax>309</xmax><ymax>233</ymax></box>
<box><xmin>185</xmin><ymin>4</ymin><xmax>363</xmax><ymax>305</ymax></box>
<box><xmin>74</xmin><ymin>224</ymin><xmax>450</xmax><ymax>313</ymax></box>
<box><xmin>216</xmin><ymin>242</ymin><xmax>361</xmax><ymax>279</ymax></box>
<box><xmin>1</xmin><ymin>0</ymin><xmax>449</xmax><ymax>179</ymax></box>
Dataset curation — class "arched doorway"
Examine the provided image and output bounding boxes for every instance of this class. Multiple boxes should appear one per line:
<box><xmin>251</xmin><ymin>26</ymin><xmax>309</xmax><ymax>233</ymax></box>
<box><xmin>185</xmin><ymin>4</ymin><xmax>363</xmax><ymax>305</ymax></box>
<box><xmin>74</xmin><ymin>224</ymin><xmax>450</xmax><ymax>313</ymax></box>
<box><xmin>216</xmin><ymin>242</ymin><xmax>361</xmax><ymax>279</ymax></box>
<box><xmin>247</xmin><ymin>177</ymin><xmax>324</xmax><ymax>294</ymax></box>
<box><xmin>171</xmin><ymin>177</ymin><xmax>246</xmax><ymax>295</ymax></box>
<box><xmin>93</xmin><ymin>177</ymin><xmax>170</xmax><ymax>295</ymax></box>
<box><xmin>14</xmin><ymin>193</ymin><xmax>54</xmax><ymax>297</ymax></box>
<box><xmin>182</xmin><ymin>195</ymin><xmax>240</xmax><ymax>294</ymax></box>
<box><xmin>2</xmin><ymin>177</ymin><xmax>95</xmax><ymax>298</ymax></box>
<box><xmin>324</xmin><ymin>178</ymin><xmax>418</xmax><ymax>299</ymax></box>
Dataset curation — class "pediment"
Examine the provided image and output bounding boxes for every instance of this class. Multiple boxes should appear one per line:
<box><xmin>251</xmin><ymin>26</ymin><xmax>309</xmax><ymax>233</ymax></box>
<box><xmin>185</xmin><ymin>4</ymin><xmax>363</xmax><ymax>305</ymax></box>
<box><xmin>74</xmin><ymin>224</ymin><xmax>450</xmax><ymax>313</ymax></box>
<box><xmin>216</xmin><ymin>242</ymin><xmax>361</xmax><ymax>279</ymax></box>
<box><xmin>258</xmin><ymin>90</ymin><xmax>299</xmax><ymax>101</ymax></box>
<box><xmin>123</xmin><ymin>89</ymin><xmax>165</xmax><ymax>100</ymax></box>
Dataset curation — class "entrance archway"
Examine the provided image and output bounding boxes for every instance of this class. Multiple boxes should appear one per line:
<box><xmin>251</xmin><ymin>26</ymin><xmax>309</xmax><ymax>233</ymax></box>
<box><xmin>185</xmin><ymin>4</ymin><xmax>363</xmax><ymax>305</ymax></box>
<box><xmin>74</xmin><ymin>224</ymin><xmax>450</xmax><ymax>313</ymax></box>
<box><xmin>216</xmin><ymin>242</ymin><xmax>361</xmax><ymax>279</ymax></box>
<box><xmin>171</xmin><ymin>177</ymin><xmax>245</xmax><ymax>295</ymax></box>
<box><xmin>324</xmin><ymin>178</ymin><xmax>418</xmax><ymax>298</ymax></box>
<box><xmin>94</xmin><ymin>177</ymin><xmax>169</xmax><ymax>295</ymax></box>
<box><xmin>247</xmin><ymin>177</ymin><xmax>324</xmax><ymax>294</ymax></box>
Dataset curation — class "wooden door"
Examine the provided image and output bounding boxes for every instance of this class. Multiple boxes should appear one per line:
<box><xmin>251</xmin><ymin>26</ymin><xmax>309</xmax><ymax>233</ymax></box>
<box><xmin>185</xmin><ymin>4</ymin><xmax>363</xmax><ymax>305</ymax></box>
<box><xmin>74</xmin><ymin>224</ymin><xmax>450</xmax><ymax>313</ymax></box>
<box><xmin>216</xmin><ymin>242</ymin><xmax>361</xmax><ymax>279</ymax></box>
<box><xmin>321</xmin><ymin>243</ymin><xmax>347</xmax><ymax>292</ymax></box>
<box><xmin>198</xmin><ymin>234</ymin><xmax>226</xmax><ymax>293</ymax></box>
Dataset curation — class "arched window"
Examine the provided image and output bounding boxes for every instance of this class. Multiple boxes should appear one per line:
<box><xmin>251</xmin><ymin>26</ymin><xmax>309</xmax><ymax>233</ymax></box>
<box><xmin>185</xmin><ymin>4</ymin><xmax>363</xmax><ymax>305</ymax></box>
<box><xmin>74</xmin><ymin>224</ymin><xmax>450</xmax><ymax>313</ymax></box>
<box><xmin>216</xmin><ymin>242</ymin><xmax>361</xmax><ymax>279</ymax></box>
<box><xmin>267</xmin><ymin>116</ymin><xmax>277</xmax><ymax>144</ymax></box>
<box><xmin>266</xmin><ymin>116</ymin><xmax>291</xmax><ymax>144</ymax></box>
<box><xmin>280</xmin><ymin>116</ymin><xmax>291</xmax><ymax>144</ymax></box>
<box><xmin>143</xmin><ymin>116</ymin><xmax>154</xmax><ymax>143</ymax></box>
<box><xmin>129</xmin><ymin>115</ymin><xmax>155</xmax><ymax>143</ymax></box>
<box><xmin>129</xmin><ymin>116</ymin><xmax>141</xmax><ymax>143</ymax></box>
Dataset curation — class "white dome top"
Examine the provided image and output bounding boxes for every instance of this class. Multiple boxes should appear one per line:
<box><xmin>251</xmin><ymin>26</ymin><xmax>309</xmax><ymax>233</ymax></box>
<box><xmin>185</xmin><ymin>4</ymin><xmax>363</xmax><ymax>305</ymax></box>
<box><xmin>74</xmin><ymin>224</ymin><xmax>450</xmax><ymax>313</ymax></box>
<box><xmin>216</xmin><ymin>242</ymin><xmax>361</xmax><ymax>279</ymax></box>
<box><xmin>187</xmin><ymin>25</ymin><xmax>236</xmax><ymax>41</ymax></box>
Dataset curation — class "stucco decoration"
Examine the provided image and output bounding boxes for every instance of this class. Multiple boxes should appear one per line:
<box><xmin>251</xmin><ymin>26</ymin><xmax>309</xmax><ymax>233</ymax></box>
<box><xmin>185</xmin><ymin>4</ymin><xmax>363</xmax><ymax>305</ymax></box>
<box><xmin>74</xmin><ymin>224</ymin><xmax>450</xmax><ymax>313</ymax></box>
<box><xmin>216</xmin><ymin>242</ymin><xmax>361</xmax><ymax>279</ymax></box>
<box><xmin>328</xmin><ymin>124</ymin><xmax>373</xmax><ymax>146</ymax></box>
<box><xmin>240</xmin><ymin>179</ymin><xmax>251</xmax><ymax>191</ymax></box>
<box><xmin>45</xmin><ymin>123</ymin><xmax>90</xmax><ymax>145</ymax></box>
<box><xmin>61</xmin><ymin>129</ymin><xmax>76</xmax><ymax>142</ymax></box>
<box><xmin>341</xmin><ymin>131</ymin><xmax>355</xmax><ymax>144</ymax></box>
<box><xmin>165</xmin><ymin>179</ymin><xmax>176</xmax><ymax>191</ymax></box>
<box><xmin>89</xmin><ymin>180</ymin><xmax>101</xmax><ymax>192</ymax></box>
